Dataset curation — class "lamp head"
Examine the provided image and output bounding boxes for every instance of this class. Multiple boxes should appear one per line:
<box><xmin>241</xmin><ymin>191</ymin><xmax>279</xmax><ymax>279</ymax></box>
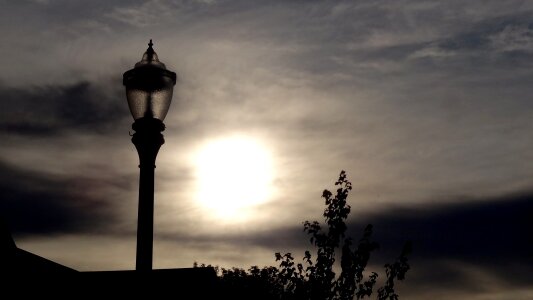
<box><xmin>123</xmin><ymin>40</ymin><xmax>176</xmax><ymax>121</ymax></box>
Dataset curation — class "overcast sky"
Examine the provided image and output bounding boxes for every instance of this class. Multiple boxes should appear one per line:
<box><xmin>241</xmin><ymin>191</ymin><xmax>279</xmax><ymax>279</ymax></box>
<box><xmin>1</xmin><ymin>1</ymin><xmax>532</xmax><ymax>299</ymax></box>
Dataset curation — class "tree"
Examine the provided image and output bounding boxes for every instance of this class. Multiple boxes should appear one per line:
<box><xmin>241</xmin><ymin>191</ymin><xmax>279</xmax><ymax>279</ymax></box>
<box><xmin>196</xmin><ymin>171</ymin><xmax>411</xmax><ymax>300</ymax></box>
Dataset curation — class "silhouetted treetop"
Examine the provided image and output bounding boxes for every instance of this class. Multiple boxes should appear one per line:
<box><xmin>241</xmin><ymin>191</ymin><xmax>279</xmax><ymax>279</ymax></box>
<box><xmin>197</xmin><ymin>171</ymin><xmax>411</xmax><ymax>300</ymax></box>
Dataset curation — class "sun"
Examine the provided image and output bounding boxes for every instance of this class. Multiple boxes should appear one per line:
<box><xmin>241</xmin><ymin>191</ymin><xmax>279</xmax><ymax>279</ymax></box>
<box><xmin>194</xmin><ymin>136</ymin><xmax>275</xmax><ymax>220</ymax></box>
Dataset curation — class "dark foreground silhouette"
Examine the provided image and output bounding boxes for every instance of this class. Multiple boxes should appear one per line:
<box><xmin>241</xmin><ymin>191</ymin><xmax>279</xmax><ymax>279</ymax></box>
<box><xmin>199</xmin><ymin>171</ymin><xmax>411</xmax><ymax>300</ymax></box>
<box><xmin>1</xmin><ymin>220</ymin><xmax>217</xmax><ymax>298</ymax></box>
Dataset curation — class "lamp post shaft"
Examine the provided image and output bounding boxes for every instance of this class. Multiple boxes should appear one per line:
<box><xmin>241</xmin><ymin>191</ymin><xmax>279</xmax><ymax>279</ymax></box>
<box><xmin>136</xmin><ymin>158</ymin><xmax>155</xmax><ymax>270</ymax></box>
<box><xmin>132</xmin><ymin>118</ymin><xmax>165</xmax><ymax>271</ymax></box>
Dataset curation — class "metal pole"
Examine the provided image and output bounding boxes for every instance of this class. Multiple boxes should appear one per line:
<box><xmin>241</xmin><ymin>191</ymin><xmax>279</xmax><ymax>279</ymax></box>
<box><xmin>132</xmin><ymin>118</ymin><xmax>165</xmax><ymax>271</ymax></box>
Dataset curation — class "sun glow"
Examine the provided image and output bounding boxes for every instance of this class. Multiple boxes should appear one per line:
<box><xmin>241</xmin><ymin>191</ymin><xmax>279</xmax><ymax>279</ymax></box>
<box><xmin>194</xmin><ymin>136</ymin><xmax>275</xmax><ymax>220</ymax></box>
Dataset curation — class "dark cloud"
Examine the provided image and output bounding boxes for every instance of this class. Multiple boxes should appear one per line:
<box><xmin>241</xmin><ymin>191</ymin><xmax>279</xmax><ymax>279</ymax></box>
<box><xmin>407</xmin><ymin>12</ymin><xmax>533</xmax><ymax>72</ymax></box>
<box><xmin>370</xmin><ymin>193</ymin><xmax>533</xmax><ymax>287</ymax></box>
<box><xmin>438</xmin><ymin>12</ymin><xmax>533</xmax><ymax>51</ymax></box>
<box><xmin>368</xmin><ymin>193</ymin><xmax>532</xmax><ymax>260</ymax></box>
<box><xmin>0</xmin><ymin>159</ymin><xmax>118</xmax><ymax>235</ymax></box>
<box><xmin>0</xmin><ymin>80</ymin><xmax>129</xmax><ymax>136</ymax></box>
<box><xmin>367</xmin><ymin>194</ymin><xmax>532</xmax><ymax>288</ymax></box>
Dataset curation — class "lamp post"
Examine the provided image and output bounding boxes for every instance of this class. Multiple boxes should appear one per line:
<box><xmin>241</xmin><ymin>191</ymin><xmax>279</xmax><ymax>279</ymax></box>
<box><xmin>123</xmin><ymin>40</ymin><xmax>176</xmax><ymax>271</ymax></box>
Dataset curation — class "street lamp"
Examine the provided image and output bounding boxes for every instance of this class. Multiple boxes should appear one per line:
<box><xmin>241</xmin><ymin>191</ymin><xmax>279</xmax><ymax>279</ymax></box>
<box><xmin>123</xmin><ymin>40</ymin><xmax>176</xmax><ymax>271</ymax></box>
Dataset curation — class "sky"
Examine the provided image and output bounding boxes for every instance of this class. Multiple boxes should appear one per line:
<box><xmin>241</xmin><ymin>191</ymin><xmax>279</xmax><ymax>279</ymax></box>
<box><xmin>0</xmin><ymin>0</ymin><xmax>532</xmax><ymax>298</ymax></box>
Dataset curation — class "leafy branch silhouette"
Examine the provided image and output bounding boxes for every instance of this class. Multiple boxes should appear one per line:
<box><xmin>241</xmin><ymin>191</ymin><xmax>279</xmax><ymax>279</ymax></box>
<box><xmin>196</xmin><ymin>171</ymin><xmax>411</xmax><ymax>300</ymax></box>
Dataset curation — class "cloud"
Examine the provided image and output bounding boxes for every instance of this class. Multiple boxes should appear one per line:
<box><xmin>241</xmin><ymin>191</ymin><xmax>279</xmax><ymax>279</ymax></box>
<box><xmin>371</xmin><ymin>192</ymin><xmax>533</xmax><ymax>291</ymax></box>
<box><xmin>360</xmin><ymin>191</ymin><xmax>533</xmax><ymax>266</ymax></box>
<box><xmin>104</xmin><ymin>0</ymin><xmax>222</xmax><ymax>29</ymax></box>
<box><xmin>408</xmin><ymin>12</ymin><xmax>533</xmax><ymax>63</ymax></box>
<box><xmin>0</xmin><ymin>80</ymin><xmax>128</xmax><ymax>136</ymax></box>
<box><xmin>0</xmin><ymin>159</ymin><xmax>117</xmax><ymax>235</ymax></box>
<box><xmin>489</xmin><ymin>24</ymin><xmax>533</xmax><ymax>53</ymax></box>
